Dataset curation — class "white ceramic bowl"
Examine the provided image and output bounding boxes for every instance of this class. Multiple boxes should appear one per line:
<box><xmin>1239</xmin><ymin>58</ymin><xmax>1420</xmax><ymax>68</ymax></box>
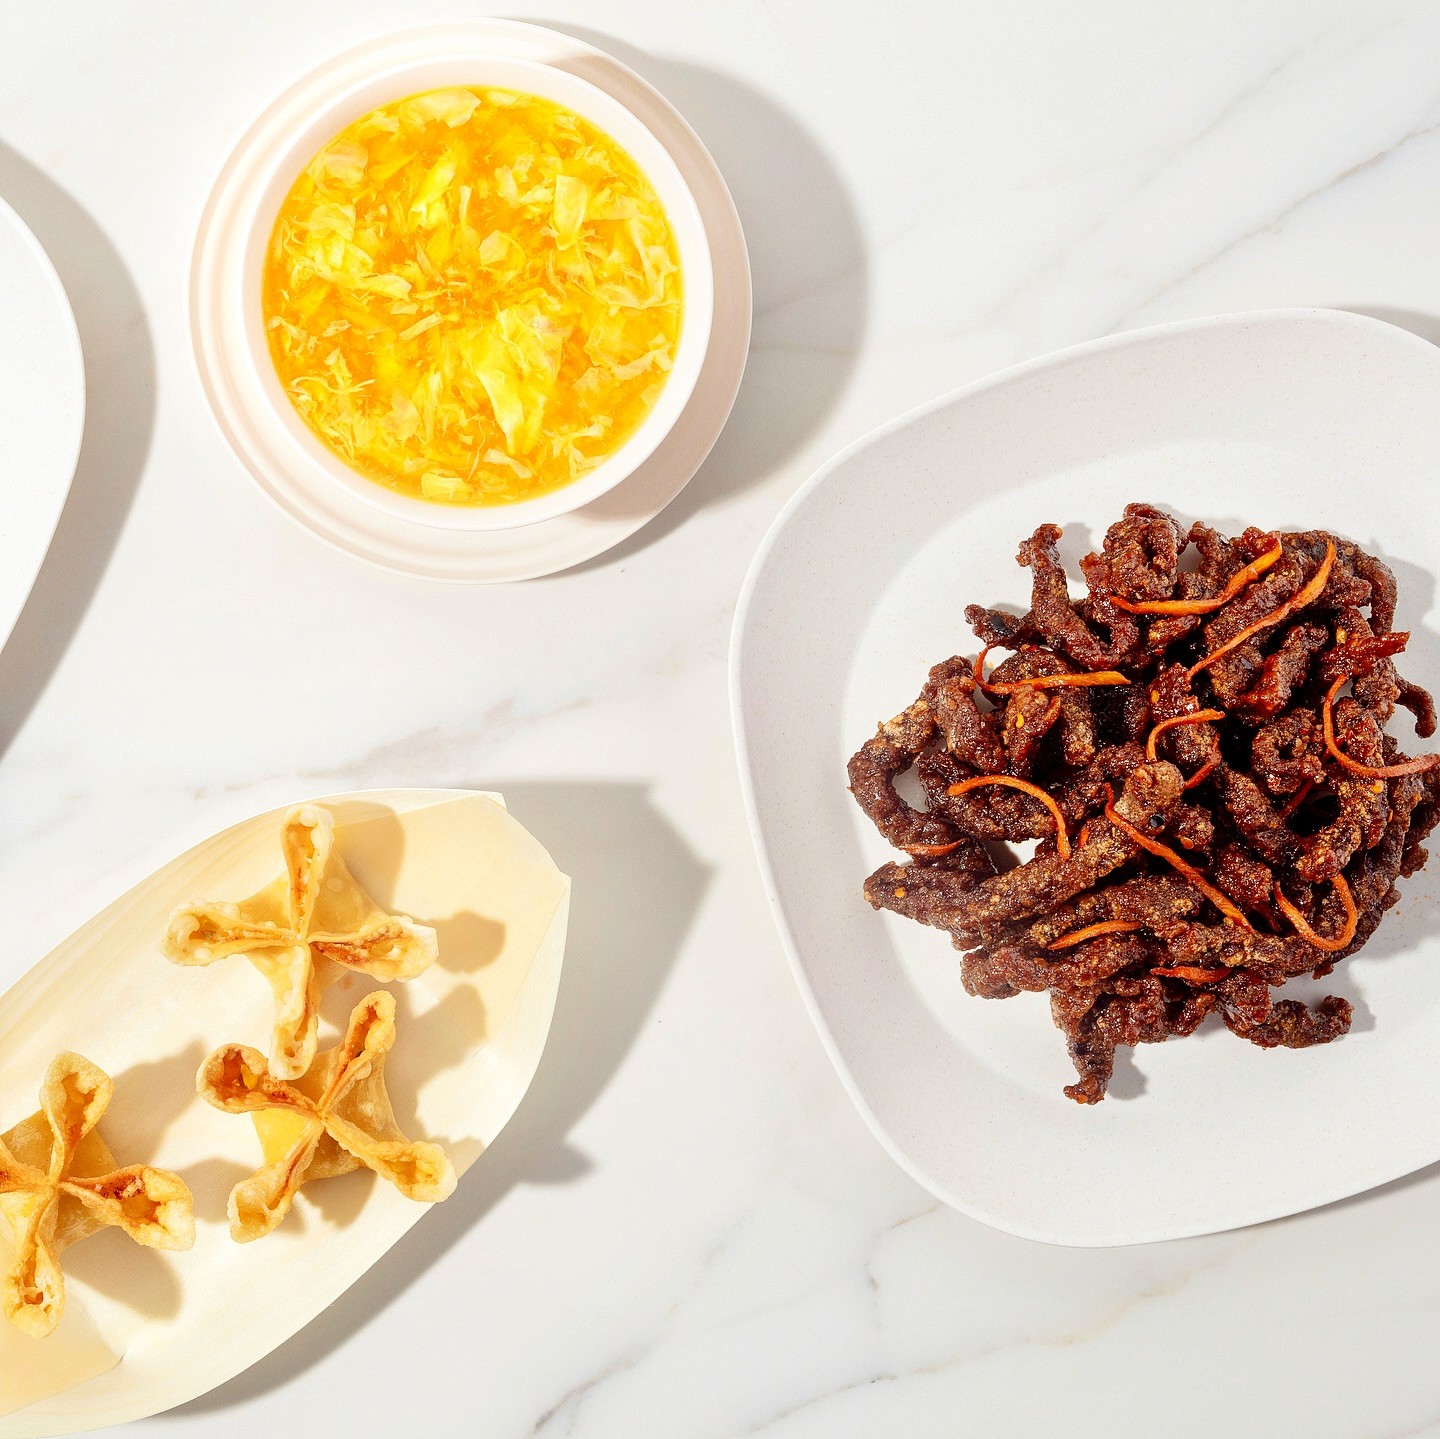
<box><xmin>214</xmin><ymin>44</ymin><xmax>713</xmax><ymax>533</ymax></box>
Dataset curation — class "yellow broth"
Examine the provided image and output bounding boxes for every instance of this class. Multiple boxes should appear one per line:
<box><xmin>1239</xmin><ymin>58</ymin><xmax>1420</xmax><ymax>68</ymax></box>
<box><xmin>263</xmin><ymin>86</ymin><xmax>683</xmax><ymax>507</ymax></box>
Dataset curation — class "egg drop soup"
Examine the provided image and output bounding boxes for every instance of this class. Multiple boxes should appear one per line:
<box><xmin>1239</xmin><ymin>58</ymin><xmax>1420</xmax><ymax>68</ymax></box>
<box><xmin>262</xmin><ymin>86</ymin><xmax>683</xmax><ymax>507</ymax></box>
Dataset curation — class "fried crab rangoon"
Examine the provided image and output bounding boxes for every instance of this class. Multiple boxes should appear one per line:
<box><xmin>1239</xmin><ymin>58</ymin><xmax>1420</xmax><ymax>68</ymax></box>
<box><xmin>0</xmin><ymin>1054</ymin><xmax>194</xmax><ymax>1338</ymax></box>
<box><xmin>164</xmin><ymin>805</ymin><xmax>438</xmax><ymax>1080</ymax></box>
<box><xmin>197</xmin><ymin>990</ymin><xmax>456</xmax><ymax>1243</ymax></box>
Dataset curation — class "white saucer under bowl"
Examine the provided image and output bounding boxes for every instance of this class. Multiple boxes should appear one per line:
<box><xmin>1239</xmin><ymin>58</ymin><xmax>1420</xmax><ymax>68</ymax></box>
<box><xmin>191</xmin><ymin>19</ymin><xmax>750</xmax><ymax>582</ymax></box>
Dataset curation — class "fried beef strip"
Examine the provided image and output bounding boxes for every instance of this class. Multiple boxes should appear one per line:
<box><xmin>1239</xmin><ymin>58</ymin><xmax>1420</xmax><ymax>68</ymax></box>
<box><xmin>848</xmin><ymin>505</ymin><xmax>1438</xmax><ymax>1102</ymax></box>
<box><xmin>1018</xmin><ymin>523</ymin><xmax>1138</xmax><ymax>669</ymax></box>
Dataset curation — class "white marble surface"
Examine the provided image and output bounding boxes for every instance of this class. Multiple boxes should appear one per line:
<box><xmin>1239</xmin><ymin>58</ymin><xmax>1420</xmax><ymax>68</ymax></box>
<box><xmin>4</xmin><ymin>1</ymin><xmax>1440</xmax><ymax>1434</ymax></box>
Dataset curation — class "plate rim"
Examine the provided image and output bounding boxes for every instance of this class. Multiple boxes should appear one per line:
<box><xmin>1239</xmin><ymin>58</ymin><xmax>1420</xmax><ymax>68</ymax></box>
<box><xmin>730</xmin><ymin>305</ymin><xmax>1440</xmax><ymax>1246</ymax></box>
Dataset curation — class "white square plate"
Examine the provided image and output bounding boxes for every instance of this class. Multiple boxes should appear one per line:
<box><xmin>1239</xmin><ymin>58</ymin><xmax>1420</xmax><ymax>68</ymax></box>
<box><xmin>732</xmin><ymin>309</ymin><xmax>1440</xmax><ymax>1246</ymax></box>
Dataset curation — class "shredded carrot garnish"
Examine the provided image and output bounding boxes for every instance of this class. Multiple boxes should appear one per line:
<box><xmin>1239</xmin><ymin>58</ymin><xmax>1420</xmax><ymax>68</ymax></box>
<box><xmin>1109</xmin><ymin>541</ymin><xmax>1283</xmax><ymax>615</ymax></box>
<box><xmin>1273</xmin><ymin>874</ymin><xmax>1358</xmax><ymax>952</ymax></box>
<box><xmin>1103</xmin><ymin>799</ymin><xmax>1255</xmax><ymax>931</ymax></box>
<box><xmin>1188</xmin><ymin>539</ymin><xmax>1335</xmax><ymax>680</ymax></box>
<box><xmin>1046</xmin><ymin>920</ymin><xmax>1142</xmax><ymax>950</ymax></box>
<box><xmin>1152</xmin><ymin>964</ymin><xmax>1231</xmax><ymax>983</ymax></box>
<box><xmin>1011</xmin><ymin>672</ymin><xmax>1131</xmax><ymax>690</ymax></box>
<box><xmin>946</xmin><ymin>774</ymin><xmax>1071</xmax><ymax>858</ymax></box>
<box><xmin>1182</xmin><ymin>758</ymin><xmax>1219</xmax><ymax>791</ymax></box>
<box><xmin>1146</xmin><ymin>709</ymin><xmax>1225</xmax><ymax>761</ymax></box>
<box><xmin>1278</xmin><ymin>777</ymin><xmax>1314</xmax><ymax>820</ymax></box>
<box><xmin>1146</xmin><ymin>709</ymin><xmax>1224</xmax><ymax>790</ymax></box>
<box><xmin>901</xmin><ymin>841</ymin><xmax>963</xmax><ymax>857</ymax></box>
<box><xmin>1321</xmin><ymin>677</ymin><xmax>1440</xmax><ymax>778</ymax></box>
<box><xmin>972</xmin><ymin>647</ymin><xmax>1130</xmax><ymax>695</ymax></box>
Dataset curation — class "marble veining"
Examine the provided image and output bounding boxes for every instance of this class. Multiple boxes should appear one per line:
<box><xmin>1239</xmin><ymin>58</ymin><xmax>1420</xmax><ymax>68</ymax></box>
<box><xmin>3</xmin><ymin>2</ymin><xmax>1440</xmax><ymax>1435</ymax></box>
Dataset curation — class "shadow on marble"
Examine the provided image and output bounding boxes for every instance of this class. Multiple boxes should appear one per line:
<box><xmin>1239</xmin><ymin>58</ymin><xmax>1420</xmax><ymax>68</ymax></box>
<box><xmin>1273</xmin><ymin>1153</ymin><xmax>1440</xmax><ymax>1229</ymax></box>
<box><xmin>0</xmin><ymin>142</ymin><xmax>154</xmax><ymax>758</ymax></box>
<box><xmin>166</xmin><ymin>779</ymin><xmax>711</xmax><ymax>1416</ymax></box>
<box><xmin>540</xmin><ymin>24</ymin><xmax>869</xmax><ymax>572</ymax></box>
<box><xmin>1340</xmin><ymin>304</ymin><xmax>1440</xmax><ymax>347</ymax></box>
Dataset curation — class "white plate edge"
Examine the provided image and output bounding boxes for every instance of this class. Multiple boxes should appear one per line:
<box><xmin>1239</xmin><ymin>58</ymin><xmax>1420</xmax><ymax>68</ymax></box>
<box><xmin>0</xmin><ymin>191</ymin><xmax>86</xmax><ymax>646</ymax></box>
<box><xmin>728</xmin><ymin>305</ymin><xmax>1440</xmax><ymax>1247</ymax></box>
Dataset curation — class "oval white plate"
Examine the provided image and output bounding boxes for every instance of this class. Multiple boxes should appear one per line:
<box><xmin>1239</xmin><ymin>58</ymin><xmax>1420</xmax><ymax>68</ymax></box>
<box><xmin>0</xmin><ymin>789</ymin><xmax>568</xmax><ymax>1433</ymax></box>
<box><xmin>732</xmin><ymin>308</ymin><xmax>1440</xmax><ymax>1247</ymax></box>
<box><xmin>0</xmin><ymin>195</ymin><xmax>84</xmax><ymax>643</ymax></box>
<box><xmin>191</xmin><ymin>20</ymin><xmax>750</xmax><ymax>581</ymax></box>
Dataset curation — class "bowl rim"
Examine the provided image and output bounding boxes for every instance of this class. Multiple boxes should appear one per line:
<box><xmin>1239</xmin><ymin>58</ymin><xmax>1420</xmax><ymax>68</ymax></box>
<box><xmin>189</xmin><ymin>17</ymin><xmax>753</xmax><ymax>582</ymax></box>
<box><xmin>228</xmin><ymin>44</ymin><xmax>714</xmax><ymax>533</ymax></box>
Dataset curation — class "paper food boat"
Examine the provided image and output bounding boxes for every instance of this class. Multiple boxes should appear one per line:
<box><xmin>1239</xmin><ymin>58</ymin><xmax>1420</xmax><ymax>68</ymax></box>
<box><xmin>0</xmin><ymin>788</ymin><xmax>569</xmax><ymax>1434</ymax></box>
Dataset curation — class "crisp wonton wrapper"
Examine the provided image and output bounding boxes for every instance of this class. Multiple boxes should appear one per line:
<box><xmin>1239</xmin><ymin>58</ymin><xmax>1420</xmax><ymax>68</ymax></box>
<box><xmin>198</xmin><ymin>990</ymin><xmax>455</xmax><ymax>1242</ymax></box>
<box><xmin>0</xmin><ymin>1054</ymin><xmax>193</xmax><ymax>1339</ymax></box>
<box><xmin>0</xmin><ymin>790</ymin><xmax>568</xmax><ymax>1432</ymax></box>
<box><xmin>164</xmin><ymin>805</ymin><xmax>438</xmax><ymax>1079</ymax></box>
